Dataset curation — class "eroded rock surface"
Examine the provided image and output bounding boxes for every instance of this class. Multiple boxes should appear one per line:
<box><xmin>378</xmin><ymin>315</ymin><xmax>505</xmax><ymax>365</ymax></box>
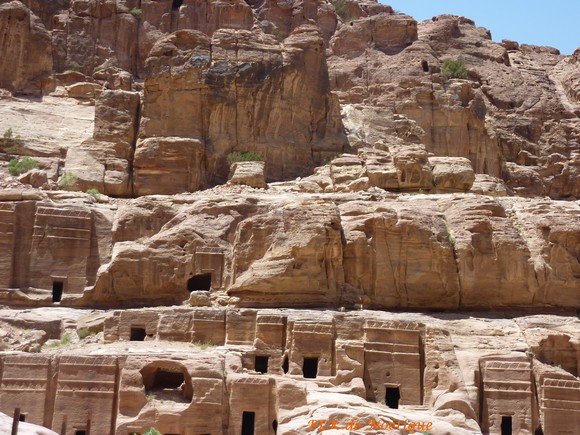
<box><xmin>0</xmin><ymin>188</ymin><xmax>576</xmax><ymax>311</ymax></box>
<box><xmin>0</xmin><ymin>307</ymin><xmax>578</xmax><ymax>435</ymax></box>
<box><xmin>0</xmin><ymin>1</ymin><xmax>578</xmax><ymax>434</ymax></box>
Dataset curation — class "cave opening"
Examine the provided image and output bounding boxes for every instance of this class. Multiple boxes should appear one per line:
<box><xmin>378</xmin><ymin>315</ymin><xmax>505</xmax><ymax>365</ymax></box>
<box><xmin>52</xmin><ymin>281</ymin><xmax>63</xmax><ymax>303</ymax></box>
<box><xmin>421</xmin><ymin>60</ymin><xmax>429</xmax><ymax>72</ymax></box>
<box><xmin>303</xmin><ymin>357</ymin><xmax>318</xmax><ymax>379</ymax></box>
<box><xmin>385</xmin><ymin>386</ymin><xmax>400</xmax><ymax>409</ymax></box>
<box><xmin>255</xmin><ymin>355</ymin><xmax>269</xmax><ymax>374</ymax></box>
<box><xmin>187</xmin><ymin>273</ymin><xmax>212</xmax><ymax>292</ymax></box>
<box><xmin>153</xmin><ymin>369</ymin><xmax>184</xmax><ymax>389</ymax></box>
<box><xmin>172</xmin><ymin>0</ymin><xmax>183</xmax><ymax>10</ymax></box>
<box><xmin>241</xmin><ymin>411</ymin><xmax>255</xmax><ymax>435</ymax></box>
<box><xmin>141</xmin><ymin>364</ymin><xmax>193</xmax><ymax>403</ymax></box>
<box><xmin>130</xmin><ymin>327</ymin><xmax>146</xmax><ymax>341</ymax></box>
<box><xmin>282</xmin><ymin>355</ymin><xmax>289</xmax><ymax>374</ymax></box>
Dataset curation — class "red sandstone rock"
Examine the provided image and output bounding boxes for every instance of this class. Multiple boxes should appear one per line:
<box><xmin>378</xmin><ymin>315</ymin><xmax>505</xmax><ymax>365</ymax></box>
<box><xmin>0</xmin><ymin>3</ymin><xmax>579</xmax><ymax>434</ymax></box>
<box><xmin>0</xmin><ymin>1</ymin><xmax>53</xmax><ymax>95</ymax></box>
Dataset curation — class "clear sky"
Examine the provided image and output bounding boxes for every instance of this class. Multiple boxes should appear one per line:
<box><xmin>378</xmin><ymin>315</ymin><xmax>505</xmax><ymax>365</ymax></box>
<box><xmin>382</xmin><ymin>1</ymin><xmax>579</xmax><ymax>55</ymax></box>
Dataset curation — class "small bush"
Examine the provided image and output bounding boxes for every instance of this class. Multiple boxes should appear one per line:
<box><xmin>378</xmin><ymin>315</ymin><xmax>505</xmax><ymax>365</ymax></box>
<box><xmin>227</xmin><ymin>151</ymin><xmax>263</xmax><ymax>165</ymax></box>
<box><xmin>3</xmin><ymin>128</ymin><xmax>14</xmax><ymax>141</ymax></box>
<box><xmin>130</xmin><ymin>7</ymin><xmax>142</xmax><ymax>16</ymax></box>
<box><xmin>448</xmin><ymin>233</ymin><xmax>456</xmax><ymax>247</ymax></box>
<box><xmin>143</xmin><ymin>428</ymin><xmax>161</xmax><ymax>435</ymax></box>
<box><xmin>77</xmin><ymin>327</ymin><xmax>92</xmax><ymax>340</ymax></box>
<box><xmin>331</xmin><ymin>0</ymin><xmax>350</xmax><ymax>20</ymax></box>
<box><xmin>44</xmin><ymin>333</ymin><xmax>72</xmax><ymax>348</ymax></box>
<box><xmin>441</xmin><ymin>59</ymin><xmax>468</xmax><ymax>81</ymax></box>
<box><xmin>8</xmin><ymin>156</ymin><xmax>38</xmax><ymax>176</ymax></box>
<box><xmin>86</xmin><ymin>188</ymin><xmax>101</xmax><ymax>199</ymax></box>
<box><xmin>58</xmin><ymin>172</ymin><xmax>77</xmax><ymax>190</ymax></box>
<box><xmin>3</xmin><ymin>128</ymin><xmax>23</xmax><ymax>150</ymax></box>
<box><xmin>193</xmin><ymin>341</ymin><xmax>215</xmax><ymax>350</ymax></box>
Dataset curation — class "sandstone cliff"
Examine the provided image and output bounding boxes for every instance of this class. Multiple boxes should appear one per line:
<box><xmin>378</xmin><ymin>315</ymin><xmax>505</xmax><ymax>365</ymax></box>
<box><xmin>0</xmin><ymin>1</ymin><xmax>578</xmax><ymax>435</ymax></box>
<box><xmin>1</xmin><ymin>0</ymin><xmax>578</xmax><ymax>199</ymax></box>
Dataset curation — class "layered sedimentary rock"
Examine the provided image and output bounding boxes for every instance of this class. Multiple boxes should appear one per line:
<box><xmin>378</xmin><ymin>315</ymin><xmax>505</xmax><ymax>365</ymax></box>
<box><xmin>0</xmin><ymin>0</ymin><xmax>578</xmax><ymax>199</ymax></box>
<box><xmin>0</xmin><ymin>193</ymin><xmax>113</xmax><ymax>303</ymax></box>
<box><xmin>0</xmin><ymin>1</ymin><xmax>579</xmax><ymax>434</ymax></box>
<box><xmin>134</xmin><ymin>26</ymin><xmax>346</xmax><ymax>194</ymax></box>
<box><xmin>0</xmin><ymin>1</ymin><xmax>53</xmax><ymax>95</ymax></box>
<box><xmin>328</xmin><ymin>13</ymin><xmax>580</xmax><ymax>200</ymax></box>
<box><xmin>1</xmin><ymin>308</ymin><xmax>578</xmax><ymax>434</ymax></box>
<box><xmin>2</xmin><ymin>189</ymin><xmax>575</xmax><ymax>310</ymax></box>
<box><xmin>65</xmin><ymin>89</ymin><xmax>140</xmax><ymax>196</ymax></box>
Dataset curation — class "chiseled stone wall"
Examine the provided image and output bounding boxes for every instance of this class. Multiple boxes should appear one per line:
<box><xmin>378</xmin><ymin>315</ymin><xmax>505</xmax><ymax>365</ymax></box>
<box><xmin>480</xmin><ymin>358</ymin><xmax>535</xmax><ymax>435</ymax></box>
<box><xmin>0</xmin><ymin>310</ymin><xmax>577</xmax><ymax>434</ymax></box>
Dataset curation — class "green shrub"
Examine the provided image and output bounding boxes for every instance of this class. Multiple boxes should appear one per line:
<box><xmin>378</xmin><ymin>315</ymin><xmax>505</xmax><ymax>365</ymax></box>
<box><xmin>448</xmin><ymin>233</ymin><xmax>456</xmax><ymax>247</ymax></box>
<box><xmin>143</xmin><ymin>428</ymin><xmax>161</xmax><ymax>435</ymax></box>
<box><xmin>3</xmin><ymin>128</ymin><xmax>14</xmax><ymax>141</ymax></box>
<box><xmin>8</xmin><ymin>156</ymin><xmax>38</xmax><ymax>176</ymax></box>
<box><xmin>3</xmin><ymin>128</ymin><xmax>23</xmax><ymax>152</ymax></box>
<box><xmin>441</xmin><ymin>59</ymin><xmax>468</xmax><ymax>81</ymax></box>
<box><xmin>227</xmin><ymin>151</ymin><xmax>263</xmax><ymax>165</ymax></box>
<box><xmin>130</xmin><ymin>7</ymin><xmax>142</xmax><ymax>16</ymax></box>
<box><xmin>86</xmin><ymin>188</ymin><xmax>101</xmax><ymax>199</ymax></box>
<box><xmin>77</xmin><ymin>327</ymin><xmax>93</xmax><ymax>340</ymax></box>
<box><xmin>193</xmin><ymin>341</ymin><xmax>215</xmax><ymax>350</ymax></box>
<box><xmin>331</xmin><ymin>0</ymin><xmax>350</xmax><ymax>20</ymax></box>
<box><xmin>58</xmin><ymin>172</ymin><xmax>78</xmax><ymax>190</ymax></box>
<box><xmin>44</xmin><ymin>333</ymin><xmax>72</xmax><ymax>348</ymax></box>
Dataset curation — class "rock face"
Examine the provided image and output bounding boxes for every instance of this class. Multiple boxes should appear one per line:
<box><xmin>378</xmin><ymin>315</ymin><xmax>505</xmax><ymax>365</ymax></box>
<box><xmin>66</xmin><ymin>89</ymin><xmax>140</xmax><ymax>196</ymax></box>
<box><xmin>0</xmin><ymin>1</ymin><xmax>53</xmax><ymax>95</ymax></box>
<box><xmin>328</xmin><ymin>13</ymin><xmax>580</xmax><ymax>200</ymax></box>
<box><xmin>0</xmin><ymin>190</ymin><xmax>574</xmax><ymax>311</ymax></box>
<box><xmin>0</xmin><ymin>0</ymin><xmax>578</xmax><ymax>199</ymax></box>
<box><xmin>0</xmin><ymin>193</ymin><xmax>113</xmax><ymax>298</ymax></box>
<box><xmin>228</xmin><ymin>161</ymin><xmax>267</xmax><ymax>189</ymax></box>
<box><xmin>0</xmin><ymin>308</ymin><xmax>578</xmax><ymax>435</ymax></box>
<box><xmin>0</xmin><ymin>1</ymin><xmax>579</xmax><ymax>435</ymax></box>
<box><xmin>134</xmin><ymin>27</ymin><xmax>346</xmax><ymax>194</ymax></box>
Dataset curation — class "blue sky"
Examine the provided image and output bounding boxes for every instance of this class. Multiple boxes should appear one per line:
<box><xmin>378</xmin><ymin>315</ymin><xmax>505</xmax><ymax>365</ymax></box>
<box><xmin>382</xmin><ymin>1</ymin><xmax>579</xmax><ymax>55</ymax></box>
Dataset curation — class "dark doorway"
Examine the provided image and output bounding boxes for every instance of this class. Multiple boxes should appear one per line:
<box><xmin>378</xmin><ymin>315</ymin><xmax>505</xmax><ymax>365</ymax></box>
<box><xmin>501</xmin><ymin>416</ymin><xmax>512</xmax><ymax>435</ymax></box>
<box><xmin>303</xmin><ymin>357</ymin><xmax>318</xmax><ymax>379</ymax></box>
<box><xmin>385</xmin><ymin>387</ymin><xmax>401</xmax><ymax>409</ymax></box>
<box><xmin>421</xmin><ymin>60</ymin><xmax>429</xmax><ymax>72</ymax></box>
<box><xmin>142</xmin><ymin>364</ymin><xmax>192</xmax><ymax>402</ymax></box>
<box><xmin>52</xmin><ymin>281</ymin><xmax>63</xmax><ymax>303</ymax></box>
<box><xmin>130</xmin><ymin>327</ymin><xmax>146</xmax><ymax>341</ymax></box>
<box><xmin>272</xmin><ymin>420</ymin><xmax>278</xmax><ymax>434</ymax></box>
<box><xmin>187</xmin><ymin>273</ymin><xmax>212</xmax><ymax>292</ymax></box>
<box><xmin>75</xmin><ymin>431</ymin><xmax>86</xmax><ymax>435</ymax></box>
<box><xmin>255</xmin><ymin>356</ymin><xmax>269</xmax><ymax>374</ymax></box>
<box><xmin>282</xmin><ymin>355</ymin><xmax>289</xmax><ymax>374</ymax></box>
<box><xmin>153</xmin><ymin>369</ymin><xmax>184</xmax><ymax>389</ymax></box>
<box><xmin>172</xmin><ymin>0</ymin><xmax>183</xmax><ymax>9</ymax></box>
<box><xmin>241</xmin><ymin>411</ymin><xmax>255</xmax><ymax>435</ymax></box>
<box><xmin>19</xmin><ymin>414</ymin><xmax>26</xmax><ymax>422</ymax></box>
